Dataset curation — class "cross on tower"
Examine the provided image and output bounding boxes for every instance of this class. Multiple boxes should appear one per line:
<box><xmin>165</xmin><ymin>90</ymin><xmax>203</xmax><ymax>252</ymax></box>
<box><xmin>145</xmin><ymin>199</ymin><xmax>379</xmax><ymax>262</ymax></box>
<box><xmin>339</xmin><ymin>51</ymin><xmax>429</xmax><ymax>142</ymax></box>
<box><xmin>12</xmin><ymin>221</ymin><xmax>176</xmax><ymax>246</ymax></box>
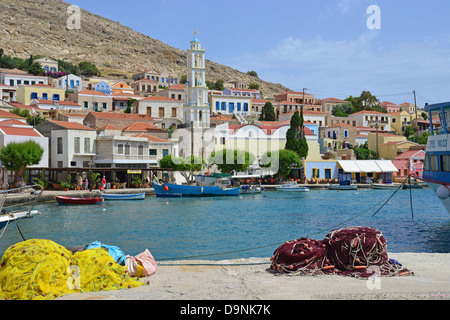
<box><xmin>193</xmin><ymin>30</ymin><xmax>198</xmax><ymax>38</ymax></box>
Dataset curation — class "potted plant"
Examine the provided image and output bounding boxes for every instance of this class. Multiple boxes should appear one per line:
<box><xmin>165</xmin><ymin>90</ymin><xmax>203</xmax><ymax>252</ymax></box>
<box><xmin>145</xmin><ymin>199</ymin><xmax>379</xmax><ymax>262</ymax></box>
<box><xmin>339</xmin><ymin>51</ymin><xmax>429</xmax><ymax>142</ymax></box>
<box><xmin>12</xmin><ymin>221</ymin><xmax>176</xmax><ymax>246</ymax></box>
<box><xmin>132</xmin><ymin>176</ymin><xmax>143</xmax><ymax>188</ymax></box>
<box><xmin>60</xmin><ymin>180</ymin><xmax>71</xmax><ymax>191</ymax></box>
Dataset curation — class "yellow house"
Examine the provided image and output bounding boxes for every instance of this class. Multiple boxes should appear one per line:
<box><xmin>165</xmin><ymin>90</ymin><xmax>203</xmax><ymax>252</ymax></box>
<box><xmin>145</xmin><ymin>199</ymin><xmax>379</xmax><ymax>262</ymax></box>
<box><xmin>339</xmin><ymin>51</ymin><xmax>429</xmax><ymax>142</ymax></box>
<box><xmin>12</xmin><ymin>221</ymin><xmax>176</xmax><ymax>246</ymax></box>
<box><xmin>367</xmin><ymin>132</ymin><xmax>406</xmax><ymax>158</ymax></box>
<box><xmin>390</xmin><ymin>111</ymin><xmax>412</xmax><ymax>135</ymax></box>
<box><xmin>378</xmin><ymin>140</ymin><xmax>419</xmax><ymax>160</ymax></box>
<box><xmin>16</xmin><ymin>84</ymin><xmax>66</xmax><ymax>106</ymax></box>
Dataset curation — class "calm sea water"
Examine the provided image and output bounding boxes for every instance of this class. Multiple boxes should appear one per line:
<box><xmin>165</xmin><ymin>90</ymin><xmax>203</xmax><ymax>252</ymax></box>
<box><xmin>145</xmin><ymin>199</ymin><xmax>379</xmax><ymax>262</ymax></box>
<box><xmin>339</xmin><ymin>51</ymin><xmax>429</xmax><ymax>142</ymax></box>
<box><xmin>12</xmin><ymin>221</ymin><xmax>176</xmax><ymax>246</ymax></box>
<box><xmin>1</xmin><ymin>188</ymin><xmax>449</xmax><ymax>260</ymax></box>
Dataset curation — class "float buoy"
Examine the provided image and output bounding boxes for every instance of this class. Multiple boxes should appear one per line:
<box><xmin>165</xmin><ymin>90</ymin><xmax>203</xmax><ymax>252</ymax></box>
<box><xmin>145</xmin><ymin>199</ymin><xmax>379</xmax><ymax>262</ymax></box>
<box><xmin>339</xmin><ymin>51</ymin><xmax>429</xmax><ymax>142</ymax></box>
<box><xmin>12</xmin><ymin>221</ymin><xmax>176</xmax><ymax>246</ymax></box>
<box><xmin>436</xmin><ymin>185</ymin><xmax>450</xmax><ymax>199</ymax></box>
<box><xmin>164</xmin><ymin>185</ymin><xmax>169</xmax><ymax>192</ymax></box>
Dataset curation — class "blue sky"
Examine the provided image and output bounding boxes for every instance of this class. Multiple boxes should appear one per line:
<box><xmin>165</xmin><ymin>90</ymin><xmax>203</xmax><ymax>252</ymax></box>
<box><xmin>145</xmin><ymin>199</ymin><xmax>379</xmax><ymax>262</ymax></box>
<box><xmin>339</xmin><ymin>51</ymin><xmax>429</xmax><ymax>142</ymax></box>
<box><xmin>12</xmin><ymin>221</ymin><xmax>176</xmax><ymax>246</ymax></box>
<box><xmin>67</xmin><ymin>0</ymin><xmax>450</xmax><ymax>106</ymax></box>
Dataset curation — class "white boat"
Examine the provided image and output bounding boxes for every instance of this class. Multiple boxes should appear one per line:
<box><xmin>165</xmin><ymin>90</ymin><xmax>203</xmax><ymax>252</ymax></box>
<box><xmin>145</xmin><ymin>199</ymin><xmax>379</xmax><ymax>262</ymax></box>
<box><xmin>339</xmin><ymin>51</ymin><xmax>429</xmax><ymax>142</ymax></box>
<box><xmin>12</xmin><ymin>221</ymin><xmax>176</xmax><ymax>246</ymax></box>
<box><xmin>421</xmin><ymin>101</ymin><xmax>450</xmax><ymax>214</ymax></box>
<box><xmin>371</xmin><ymin>183</ymin><xmax>401</xmax><ymax>190</ymax></box>
<box><xmin>329</xmin><ymin>184</ymin><xmax>358</xmax><ymax>190</ymax></box>
<box><xmin>102</xmin><ymin>192</ymin><xmax>146</xmax><ymax>200</ymax></box>
<box><xmin>0</xmin><ymin>209</ymin><xmax>40</xmax><ymax>230</ymax></box>
<box><xmin>276</xmin><ymin>181</ymin><xmax>310</xmax><ymax>192</ymax></box>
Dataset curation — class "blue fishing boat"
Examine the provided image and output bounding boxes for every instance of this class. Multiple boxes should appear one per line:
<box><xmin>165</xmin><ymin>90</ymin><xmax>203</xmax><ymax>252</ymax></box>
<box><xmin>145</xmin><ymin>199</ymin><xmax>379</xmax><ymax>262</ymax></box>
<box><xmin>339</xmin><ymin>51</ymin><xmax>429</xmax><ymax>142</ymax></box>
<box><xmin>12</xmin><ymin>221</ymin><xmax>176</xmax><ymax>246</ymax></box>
<box><xmin>153</xmin><ymin>178</ymin><xmax>240</xmax><ymax>197</ymax></box>
<box><xmin>102</xmin><ymin>193</ymin><xmax>146</xmax><ymax>200</ymax></box>
<box><xmin>422</xmin><ymin>101</ymin><xmax>450</xmax><ymax>214</ymax></box>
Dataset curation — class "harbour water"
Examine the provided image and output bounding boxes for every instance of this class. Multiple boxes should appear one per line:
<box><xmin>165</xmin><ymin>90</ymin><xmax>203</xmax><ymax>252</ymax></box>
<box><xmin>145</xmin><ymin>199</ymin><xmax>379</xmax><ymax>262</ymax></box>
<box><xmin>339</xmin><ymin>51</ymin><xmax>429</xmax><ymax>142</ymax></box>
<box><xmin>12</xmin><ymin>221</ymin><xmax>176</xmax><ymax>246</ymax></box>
<box><xmin>0</xmin><ymin>188</ymin><xmax>449</xmax><ymax>260</ymax></box>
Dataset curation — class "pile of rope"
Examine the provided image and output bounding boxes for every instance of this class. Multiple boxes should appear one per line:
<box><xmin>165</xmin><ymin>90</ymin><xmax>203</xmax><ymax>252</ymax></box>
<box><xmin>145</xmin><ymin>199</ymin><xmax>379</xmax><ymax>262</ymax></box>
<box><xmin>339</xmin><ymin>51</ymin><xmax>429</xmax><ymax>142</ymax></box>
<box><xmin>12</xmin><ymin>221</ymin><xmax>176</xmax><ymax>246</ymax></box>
<box><xmin>0</xmin><ymin>239</ymin><xmax>143</xmax><ymax>300</ymax></box>
<box><xmin>271</xmin><ymin>227</ymin><xmax>410</xmax><ymax>278</ymax></box>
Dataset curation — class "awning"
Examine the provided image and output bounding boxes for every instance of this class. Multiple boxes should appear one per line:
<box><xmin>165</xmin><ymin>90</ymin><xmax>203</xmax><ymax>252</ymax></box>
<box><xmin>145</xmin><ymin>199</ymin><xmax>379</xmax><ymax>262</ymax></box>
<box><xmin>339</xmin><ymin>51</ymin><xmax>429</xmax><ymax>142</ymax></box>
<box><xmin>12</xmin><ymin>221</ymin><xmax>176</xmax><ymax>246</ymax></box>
<box><xmin>338</xmin><ymin>160</ymin><xmax>398</xmax><ymax>173</ymax></box>
<box><xmin>355</xmin><ymin>160</ymin><xmax>383</xmax><ymax>173</ymax></box>
<box><xmin>375</xmin><ymin>160</ymin><xmax>399</xmax><ymax>172</ymax></box>
<box><xmin>338</xmin><ymin>160</ymin><xmax>362</xmax><ymax>173</ymax></box>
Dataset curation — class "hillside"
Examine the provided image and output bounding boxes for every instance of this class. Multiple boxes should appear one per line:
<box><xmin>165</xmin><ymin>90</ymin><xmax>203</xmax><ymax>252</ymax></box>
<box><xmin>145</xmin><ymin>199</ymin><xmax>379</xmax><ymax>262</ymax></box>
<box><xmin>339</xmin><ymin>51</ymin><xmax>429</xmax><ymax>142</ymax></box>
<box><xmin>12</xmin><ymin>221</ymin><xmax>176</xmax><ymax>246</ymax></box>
<box><xmin>0</xmin><ymin>0</ymin><xmax>289</xmax><ymax>99</ymax></box>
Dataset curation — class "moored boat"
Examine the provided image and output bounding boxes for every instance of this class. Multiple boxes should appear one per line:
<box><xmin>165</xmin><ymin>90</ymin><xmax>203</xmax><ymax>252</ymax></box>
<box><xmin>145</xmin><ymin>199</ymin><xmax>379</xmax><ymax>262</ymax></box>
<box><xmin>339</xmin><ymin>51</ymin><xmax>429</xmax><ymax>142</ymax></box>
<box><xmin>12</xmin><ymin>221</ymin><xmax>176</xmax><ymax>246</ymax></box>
<box><xmin>56</xmin><ymin>196</ymin><xmax>104</xmax><ymax>205</ymax></box>
<box><xmin>328</xmin><ymin>184</ymin><xmax>358</xmax><ymax>190</ymax></box>
<box><xmin>153</xmin><ymin>178</ymin><xmax>240</xmax><ymax>197</ymax></box>
<box><xmin>276</xmin><ymin>181</ymin><xmax>309</xmax><ymax>192</ymax></box>
<box><xmin>102</xmin><ymin>193</ymin><xmax>146</xmax><ymax>200</ymax></box>
<box><xmin>371</xmin><ymin>183</ymin><xmax>401</xmax><ymax>190</ymax></box>
<box><xmin>421</xmin><ymin>101</ymin><xmax>450</xmax><ymax>214</ymax></box>
<box><xmin>0</xmin><ymin>209</ymin><xmax>40</xmax><ymax>230</ymax></box>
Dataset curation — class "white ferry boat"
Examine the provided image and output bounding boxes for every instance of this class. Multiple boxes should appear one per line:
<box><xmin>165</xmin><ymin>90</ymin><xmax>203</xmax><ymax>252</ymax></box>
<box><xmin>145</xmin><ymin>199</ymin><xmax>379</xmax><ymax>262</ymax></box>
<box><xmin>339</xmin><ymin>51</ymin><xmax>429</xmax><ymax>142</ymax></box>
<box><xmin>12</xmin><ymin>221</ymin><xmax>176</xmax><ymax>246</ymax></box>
<box><xmin>422</xmin><ymin>101</ymin><xmax>450</xmax><ymax>214</ymax></box>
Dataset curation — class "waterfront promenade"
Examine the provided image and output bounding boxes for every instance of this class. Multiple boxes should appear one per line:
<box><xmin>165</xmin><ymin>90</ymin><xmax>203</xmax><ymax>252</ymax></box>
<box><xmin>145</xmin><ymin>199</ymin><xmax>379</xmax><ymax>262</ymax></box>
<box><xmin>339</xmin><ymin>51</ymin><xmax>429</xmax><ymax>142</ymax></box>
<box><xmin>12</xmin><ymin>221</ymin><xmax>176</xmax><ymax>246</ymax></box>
<box><xmin>58</xmin><ymin>253</ymin><xmax>450</xmax><ymax>300</ymax></box>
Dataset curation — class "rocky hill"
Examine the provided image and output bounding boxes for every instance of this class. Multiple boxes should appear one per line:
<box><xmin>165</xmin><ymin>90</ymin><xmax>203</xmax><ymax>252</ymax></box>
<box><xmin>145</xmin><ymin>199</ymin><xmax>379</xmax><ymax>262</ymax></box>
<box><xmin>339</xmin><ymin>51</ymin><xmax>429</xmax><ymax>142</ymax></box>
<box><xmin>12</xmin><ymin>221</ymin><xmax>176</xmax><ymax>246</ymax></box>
<box><xmin>0</xmin><ymin>0</ymin><xmax>289</xmax><ymax>99</ymax></box>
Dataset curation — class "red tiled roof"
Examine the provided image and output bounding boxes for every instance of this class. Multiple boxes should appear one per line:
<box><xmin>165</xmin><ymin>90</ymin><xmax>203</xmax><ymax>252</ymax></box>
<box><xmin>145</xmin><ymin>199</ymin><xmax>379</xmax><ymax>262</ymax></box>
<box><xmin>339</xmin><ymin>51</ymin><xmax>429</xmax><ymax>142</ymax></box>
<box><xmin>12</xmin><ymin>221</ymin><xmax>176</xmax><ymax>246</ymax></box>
<box><xmin>321</xmin><ymin>98</ymin><xmax>347</xmax><ymax>103</ymax></box>
<box><xmin>88</xmin><ymin>112</ymin><xmax>157</xmax><ymax>121</ymax></box>
<box><xmin>134</xmin><ymin>133</ymin><xmax>169</xmax><ymax>143</ymax></box>
<box><xmin>395</xmin><ymin>149</ymin><xmax>425</xmax><ymax>159</ymax></box>
<box><xmin>0</xmin><ymin>109</ymin><xmax>25</xmax><ymax>119</ymax></box>
<box><xmin>78</xmin><ymin>90</ymin><xmax>108</xmax><ymax>96</ymax></box>
<box><xmin>167</xmin><ymin>84</ymin><xmax>185</xmax><ymax>90</ymax></box>
<box><xmin>47</xmin><ymin>120</ymin><xmax>95</xmax><ymax>131</ymax></box>
<box><xmin>328</xmin><ymin>122</ymin><xmax>352</xmax><ymax>128</ymax></box>
<box><xmin>140</xmin><ymin>96</ymin><xmax>180</xmax><ymax>102</ymax></box>
<box><xmin>122</xmin><ymin>122</ymin><xmax>163</xmax><ymax>132</ymax></box>
<box><xmin>228</xmin><ymin>123</ymin><xmax>315</xmax><ymax>136</ymax></box>
<box><xmin>0</xmin><ymin>126</ymin><xmax>42</xmax><ymax>137</ymax></box>
<box><xmin>97</xmin><ymin>124</ymin><xmax>121</xmax><ymax>131</ymax></box>
<box><xmin>352</xmin><ymin>110</ymin><xmax>389</xmax><ymax>115</ymax></box>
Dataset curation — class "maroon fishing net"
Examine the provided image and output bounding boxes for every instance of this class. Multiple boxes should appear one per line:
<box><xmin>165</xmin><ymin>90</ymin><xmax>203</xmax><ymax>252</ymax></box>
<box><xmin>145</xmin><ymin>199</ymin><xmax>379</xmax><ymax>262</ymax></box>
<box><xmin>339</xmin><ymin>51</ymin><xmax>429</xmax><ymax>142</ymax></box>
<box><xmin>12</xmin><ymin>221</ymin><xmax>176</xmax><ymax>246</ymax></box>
<box><xmin>271</xmin><ymin>227</ymin><xmax>410</xmax><ymax>278</ymax></box>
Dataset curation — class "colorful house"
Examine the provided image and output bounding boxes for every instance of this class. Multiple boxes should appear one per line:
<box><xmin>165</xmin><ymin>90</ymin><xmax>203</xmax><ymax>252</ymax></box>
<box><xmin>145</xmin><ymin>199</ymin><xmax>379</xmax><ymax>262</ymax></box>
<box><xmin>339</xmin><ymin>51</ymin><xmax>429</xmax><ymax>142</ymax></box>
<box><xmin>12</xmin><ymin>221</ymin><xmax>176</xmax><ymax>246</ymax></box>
<box><xmin>390</xmin><ymin>111</ymin><xmax>412</xmax><ymax>135</ymax></box>
<box><xmin>111</xmin><ymin>81</ymin><xmax>134</xmax><ymax>95</ymax></box>
<box><xmin>393</xmin><ymin>149</ymin><xmax>425</xmax><ymax>181</ymax></box>
<box><xmin>94</xmin><ymin>81</ymin><xmax>112</xmax><ymax>95</ymax></box>
<box><xmin>16</xmin><ymin>84</ymin><xmax>65</xmax><ymax>106</ymax></box>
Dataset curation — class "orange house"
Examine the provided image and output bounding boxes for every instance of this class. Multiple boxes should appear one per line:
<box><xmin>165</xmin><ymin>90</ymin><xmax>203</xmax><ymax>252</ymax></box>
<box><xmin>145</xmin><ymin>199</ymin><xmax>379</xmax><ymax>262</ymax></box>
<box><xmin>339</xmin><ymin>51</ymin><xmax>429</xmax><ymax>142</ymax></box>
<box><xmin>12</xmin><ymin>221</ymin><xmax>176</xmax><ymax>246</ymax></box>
<box><xmin>111</xmin><ymin>81</ymin><xmax>134</xmax><ymax>95</ymax></box>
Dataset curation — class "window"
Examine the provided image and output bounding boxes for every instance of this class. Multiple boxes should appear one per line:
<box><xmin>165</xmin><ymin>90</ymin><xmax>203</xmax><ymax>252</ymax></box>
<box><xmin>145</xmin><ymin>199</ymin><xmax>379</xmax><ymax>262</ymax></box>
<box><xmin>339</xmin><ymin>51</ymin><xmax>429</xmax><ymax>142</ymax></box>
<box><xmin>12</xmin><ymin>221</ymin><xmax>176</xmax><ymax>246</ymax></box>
<box><xmin>430</xmin><ymin>155</ymin><xmax>439</xmax><ymax>171</ymax></box>
<box><xmin>149</xmin><ymin>149</ymin><xmax>157</xmax><ymax>156</ymax></box>
<box><xmin>84</xmin><ymin>138</ymin><xmax>90</xmax><ymax>153</ymax></box>
<box><xmin>216</xmin><ymin>101</ymin><xmax>220</xmax><ymax>111</ymax></box>
<box><xmin>84</xmin><ymin>101</ymin><xmax>89</xmax><ymax>109</ymax></box>
<box><xmin>344</xmin><ymin>130</ymin><xmax>348</xmax><ymax>138</ymax></box>
<box><xmin>163</xmin><ymin>149</ymin><xmax>169</xmax><ymax>157</ymax></box>
<box><xmin>57</xmin><ymin>137</ymin><xmax>63</xmax><ymax>154</ymax></box>
<box><xmin>220</xmin><ymin>137</ymin><xmax>226</xmax><ymax>145</ymax></box>
<box><xmin>57</xmin><ymin>161</ymin><xmax>63</xmax><ymax>168</ymax></box>
<box><xmin>53</xmin><ymin>94</ymin><xmax>60</xmax><ymax>101</ymax></box>
<box><xmin>103</xmin><ymin>103</ymin><xmax>107</xmax><ymax>110</ymax></box>
<box><xmin>147</xmin><ymin>107</ymin><xmax>152</xmax><ymax>116</ymax></box>
<box><xmin>325</xmin><ymin>168</ymin><xmax>332</xmax><ymax>180</ymax></box>
<box><xmin>24</xmin><ymin>81</ymin><xmax>29</xmax><ymax>85</ymax></box>
<box><xmin>221</xmin><ymin>102</ymin><xmax>226</xmax><ymax>111</ymax></box>
<box><xmin>312</xmin><ymin>168</ymin><xmax>320</xmax><ymax>179</ymax></box>
<box><xmin>424</xmin><ymin>156</ymin><xmax>429</xmax><ymax>171</ymax></box>
<box><xmin>42</xmin><ymin>93</ymin><xmax>48</xmax><ymax>100</ymax></box>
<box><xmin>159</xmin><ymin>107</ymin><xmax>165</xmax><ymax>118</ymax></box>
<box><xmin>138</xmin><ymin>145</ymin><xmax>144</xmax><ymax>156</ymax></box>
<box><xmin>31</xmin><ymin>92</ymin><xmax>38</xmax><ymax>99</ymax></box>
<box><xmin>172</xmin><ymin>108</ymin><xmax>177</xmax><ymax>118</ymax></box>
<box><xmin>125</xmin><ymin>145</ymin><xmax>130</xmax><ymax>155</ymax></box>
<box><xmin>118</xmin><ymin>144</ymin><xmax>124</xmax><ymax>154</ymax></box>
<box><xmin>9</xmin><ymin>80</ymin><xmax>14</xmax><ymax>86</ymax></box>
<box><xmin>442</xmin><ymin>155</ymin><xmax>450</xmax><ymax>172</ymax></box>
<box><xmin>71</xmin><ymin>161</ymin><xmax>77</xmax><ymax>167</ymax></box>
<box><xmin>237</xmin><ymin>103</ymin><xmax>241</xmax><ymax>111</ymax></box>
<box><xmin>74</xmin><ymin>137</ymin><xmax>80</xmax><ymax>154</ymax></box>
<box><xmin>244</xmin><ymin>103</ymin><xmax>249</xmax><ymax>112</ymax></box>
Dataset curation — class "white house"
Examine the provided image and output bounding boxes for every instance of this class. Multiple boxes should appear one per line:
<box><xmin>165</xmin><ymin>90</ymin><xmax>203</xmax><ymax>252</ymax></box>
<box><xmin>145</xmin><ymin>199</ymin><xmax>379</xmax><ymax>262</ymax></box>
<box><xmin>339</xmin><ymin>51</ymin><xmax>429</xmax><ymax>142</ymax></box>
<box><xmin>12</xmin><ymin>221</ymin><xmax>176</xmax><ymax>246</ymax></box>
<box><xmin>35</xmin><ymin>120</ymin><xmax>97</xmax><ymax>172</ymax></box>
<box><xmin>209</xmin><ymin>94</ymin><xmax>253</xmax><ymax>117</ymax></box>
<box><xmin>56</xmin><ymin>74</ymin><xmax>82</xmax><ymax>92</ymax></box>
<box><xmin>352</xmin><ymin>110</ymin><xmax>392</xmax><ymax>131</ymax></box>
<box><xmin>0</xmin><ymin>119</ymin><xmax>49</xmax><ymax>182</ymax></box>
<box><xmin>0</xmin><ymin>69</ymin><xmax>48</xmax><ymax>88</ymax></box>
<box><xmin>134</xmin><ymin>96</ymin><xmax>183</xmax><ymax>129</ymax></box>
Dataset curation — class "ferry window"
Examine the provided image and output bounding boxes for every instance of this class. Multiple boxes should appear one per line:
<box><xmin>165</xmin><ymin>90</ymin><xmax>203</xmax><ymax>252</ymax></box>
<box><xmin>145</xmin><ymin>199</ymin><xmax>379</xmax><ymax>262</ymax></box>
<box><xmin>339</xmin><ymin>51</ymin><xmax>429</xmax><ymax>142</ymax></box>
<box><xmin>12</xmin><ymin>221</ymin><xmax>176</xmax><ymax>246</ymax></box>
<box><xmin>446</xmin><ymin>109</ymin><xmax>450</xmax><ymax>132</ymax></box>
<box><xmin>424</xmin><ymin>156</ymin><xmax>429</xmax><ymax>171</ymax></box>
<box><xmin>430</xmin><ymin>155</ymin><xmax>439</xmax><ymax>171</ymax></box>
<box><xmin>442</xmin><ymin>155</ymin><xmax>450</xmax><ymax>172</ymax></box>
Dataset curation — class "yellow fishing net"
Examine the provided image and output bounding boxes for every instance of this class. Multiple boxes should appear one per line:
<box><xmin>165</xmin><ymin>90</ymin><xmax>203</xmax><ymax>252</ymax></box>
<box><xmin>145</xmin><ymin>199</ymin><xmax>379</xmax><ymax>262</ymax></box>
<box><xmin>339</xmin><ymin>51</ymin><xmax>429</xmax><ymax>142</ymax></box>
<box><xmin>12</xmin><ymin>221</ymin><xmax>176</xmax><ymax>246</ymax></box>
<box><xmin>0</xmin><ymin>239</ymin><xmax>144</xmax><ymax>300</ymax></box>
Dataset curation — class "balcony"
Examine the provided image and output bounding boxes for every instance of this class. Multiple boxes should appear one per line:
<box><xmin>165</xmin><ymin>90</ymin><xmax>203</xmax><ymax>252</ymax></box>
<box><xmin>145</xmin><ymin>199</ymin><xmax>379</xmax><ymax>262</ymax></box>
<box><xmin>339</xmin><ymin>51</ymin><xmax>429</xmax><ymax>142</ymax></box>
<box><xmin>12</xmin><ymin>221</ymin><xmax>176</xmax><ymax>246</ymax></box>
<box><xmin>94</xmin><ymin>154</ymin><xmax>156</xmax><ymax>163</ymax></box>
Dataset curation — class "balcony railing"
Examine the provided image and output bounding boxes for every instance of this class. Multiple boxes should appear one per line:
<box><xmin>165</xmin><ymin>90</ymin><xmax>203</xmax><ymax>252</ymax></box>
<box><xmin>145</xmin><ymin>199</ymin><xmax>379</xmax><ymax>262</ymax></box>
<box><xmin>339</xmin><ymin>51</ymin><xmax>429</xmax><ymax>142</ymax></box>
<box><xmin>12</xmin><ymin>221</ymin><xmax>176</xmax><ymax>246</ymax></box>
<box><xmin>94</xmin><ymin>154</ymin><xmax>156</xmax><ymax>161</ymax></box>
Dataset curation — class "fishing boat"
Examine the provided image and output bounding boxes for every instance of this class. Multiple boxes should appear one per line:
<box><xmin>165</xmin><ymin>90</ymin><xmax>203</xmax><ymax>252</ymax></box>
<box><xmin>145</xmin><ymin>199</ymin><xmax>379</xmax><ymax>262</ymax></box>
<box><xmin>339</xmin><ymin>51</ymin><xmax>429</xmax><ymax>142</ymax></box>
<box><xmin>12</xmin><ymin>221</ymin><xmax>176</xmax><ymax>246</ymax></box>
<box><xmin>276</xmin><ymin>181</ymin><xmax>309</xmax><ymax>192</ymax></box>
<box><xmin>102</xmin><ymin>193</ymin><xmax>146</xmax><ymax>200</ymax></box>
<box><xmin>371</xmin><ymin>183</ymin><xmax>401</xmax><ymax>190</ymax></box>
<box><xmin>232</xmin><ymin>175</ymin><xmax>263</xmax><ymax>194</ymax></box>
<box><xmin>328</xmin><ymin>184</ymin><xmax>358</xmax><ymax>190</ymax></box>
<box><xmin>153</xmin><ymin>178</ymin><xmax>240</xmax><ymax>197</ymax></box>
<box><xmin>0</xmin><ymin>209</ymin><xmax>40</xmax><ymax>230</ymax></box>
<box><xmin>421</xmin><ymin>101</ymin><xmax>450</xmax><ymax>214</ymax></box>
<box><xmin>56</xmin><ymin>196</ymin><xmax>104</xmax><ymax>205</ymax></box>
<box><xmin>0</xmin><ymin>185</ymin><xmax>44</xmax><ymax>230</ymax></box>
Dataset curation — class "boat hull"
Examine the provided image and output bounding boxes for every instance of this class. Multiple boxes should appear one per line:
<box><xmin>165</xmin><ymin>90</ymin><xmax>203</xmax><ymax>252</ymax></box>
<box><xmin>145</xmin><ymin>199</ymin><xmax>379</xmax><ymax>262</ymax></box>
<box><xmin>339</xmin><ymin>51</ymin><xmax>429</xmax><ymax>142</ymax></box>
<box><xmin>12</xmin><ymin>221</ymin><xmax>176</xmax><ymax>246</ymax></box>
<box><xmin>276</xmin><ymin>187</ymin><xmax>310</xmax><ymax>192</ymax></box>
<box><xmin>0</xmin><ymin>209</ymin><xmax>40</xmax><ymax>230</ymax></box>
<box><xmin>371</xmin><ymin>183</ymin><xmax>400</xmax><ymax>190</ymax></box>
<box><xmin>154</xmin><ymin>182</ymin><xmax>240</xmax><ymax>197</ymax></box>
<box><xmin>102</xmin><ymin>193</ymin><xmax>145</xmax><ymax>200</ymax></box>
<box><xmin>328</xmin><ymin>184</ymin><xmax>358</xmax><ymax>190</ymax></box>
<box><xmin>422</xmin><ymin>179</ymin><xmax>450</xmax><ymax>214</ymax></box>
<box><xmin>56</xmin><ymin>196</ymin><xmax>104</xmax><ymax>205</ymax></box>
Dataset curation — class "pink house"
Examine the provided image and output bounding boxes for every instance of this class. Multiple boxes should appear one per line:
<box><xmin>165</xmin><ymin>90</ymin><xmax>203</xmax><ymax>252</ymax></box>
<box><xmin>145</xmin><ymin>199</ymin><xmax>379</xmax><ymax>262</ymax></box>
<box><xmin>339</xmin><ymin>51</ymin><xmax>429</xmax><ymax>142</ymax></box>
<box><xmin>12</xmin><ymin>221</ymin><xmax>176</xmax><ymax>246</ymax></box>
<box><xmin>392</xmin><ymin>149</ymin><xmax>425</xmax><ymax>181</ymax></box>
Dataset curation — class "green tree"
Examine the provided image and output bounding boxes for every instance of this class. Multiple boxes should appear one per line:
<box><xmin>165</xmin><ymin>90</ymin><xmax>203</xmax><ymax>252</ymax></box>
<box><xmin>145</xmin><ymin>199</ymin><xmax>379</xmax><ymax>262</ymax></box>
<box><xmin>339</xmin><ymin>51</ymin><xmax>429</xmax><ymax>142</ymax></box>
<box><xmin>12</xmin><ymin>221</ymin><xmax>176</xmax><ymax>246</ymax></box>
<box><xmin>248</xmin><ymin>82</ymin><xmax>260</xmax><ymax>90</ymax></box>
<box><xmin>209</xmin><ymin>149</ymin><xmax>255</xmax><ymax>174</ymax></box>
<box><xmin>351</xmin><ymin>142</ymin><xmax>377</xmax><ymax>160</ymax></box>
<box><xmin>260</xmin><ymin>101</ymin><xmax>276</xmax><ymax>121</ymax></box>
<box><xmin>159</xmin><ymin>155</ymin><xmax>204</xmax><ymax>183</ymax></box>
<box><xmin>332</xmin><ymin>103</ymin><xmax>355</xmax><ymax>117</ymax></box>
<box><xmin>10</xmin><ymin>108</ymin><xmax>45</xmax><ymax>127</ymax></box>
<box><xmin>285</xmin><ymin>110</ymin><xmax>308</xmax><ymax>159</ymax></box>
<box><xmin>346</xmin><ymin>91</ymin><xmax>380</xmax><ymax>112</ymax></box>
<box><xmin>261</xmin><ymin>149</ymin><xmax>301</xmax><ymax>178</ymax></box>
<box><xmin>27</xmin><ymin>62</ymin><xmax>45</xmax><ymax>76</ymax></box>
<box><xmin>0</xmin><ymin>140</ymin><xmax>44</xmax><ymax>185</ymax></box>
<box><xmin>246</xmin><ymin>71</ymin><xmax>258</xmax><ymax>77</ymax></box>
<box><xmin>404</xmin><ymin>125</ymin><xmax>416</xmax><ymax>138</ymax></box>
<box><xmin>78</xmin><ymin>61</ymin><xmax>101</xmax><ymax>76</ymax></box>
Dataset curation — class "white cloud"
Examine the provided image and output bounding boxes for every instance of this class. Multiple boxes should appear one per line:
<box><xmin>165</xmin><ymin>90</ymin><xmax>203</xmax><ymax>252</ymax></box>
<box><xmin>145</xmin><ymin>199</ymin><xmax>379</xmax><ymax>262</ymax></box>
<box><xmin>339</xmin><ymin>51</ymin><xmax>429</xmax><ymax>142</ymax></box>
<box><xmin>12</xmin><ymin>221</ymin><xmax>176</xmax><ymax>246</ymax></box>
<box><xmin>226</xmin><ymin>32</ymin><xmax>450</xmax><ymax>103</ymax></box>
